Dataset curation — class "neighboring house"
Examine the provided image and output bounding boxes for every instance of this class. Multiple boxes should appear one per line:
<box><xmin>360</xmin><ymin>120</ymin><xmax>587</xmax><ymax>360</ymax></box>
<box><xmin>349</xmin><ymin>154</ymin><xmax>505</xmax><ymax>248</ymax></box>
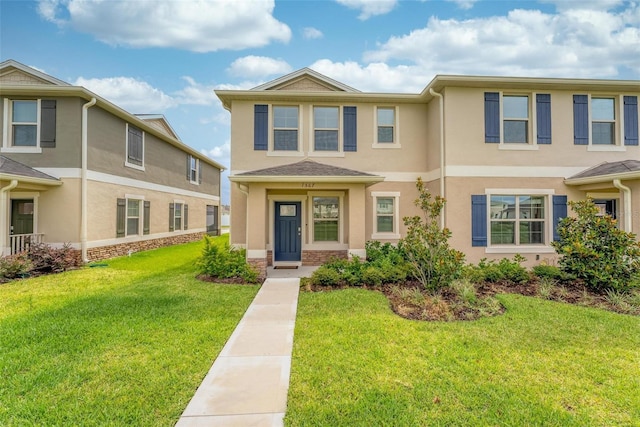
<box><xmin>0</xmin><ymin>60</ymin><xmax>224</xmax><ymax>260</ymax></box>
<box><xmin>216</xmin><ymin>68</ymin><xmax>639</xmax><ymax>277</ymax></box>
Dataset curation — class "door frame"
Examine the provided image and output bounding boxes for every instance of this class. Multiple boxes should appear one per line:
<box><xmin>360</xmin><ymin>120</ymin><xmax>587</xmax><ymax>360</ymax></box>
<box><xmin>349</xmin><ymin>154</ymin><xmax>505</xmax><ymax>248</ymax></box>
<box><xmin>268</xmin><ymin>195</ymin><xmax>306</xmax><ymax>266</ymax></box>
<box><xmin>9</xmin><ymin>192</ymin><xmax>39</xmax><ymax>235</ymax></box>
<box><xmin>274</xmin><ymin>201</ymin><xmax>302</xmax><ymax>263</ymax></box>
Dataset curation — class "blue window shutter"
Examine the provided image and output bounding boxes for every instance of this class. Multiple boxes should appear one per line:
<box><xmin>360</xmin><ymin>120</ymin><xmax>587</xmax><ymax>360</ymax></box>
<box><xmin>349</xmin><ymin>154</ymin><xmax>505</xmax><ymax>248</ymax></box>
<box><xmin>573</xmin><ymin>95</ymin><xmax>588</xmax><ymax>145</ymax></box>
<box><xmin>536</xmin><ymin>94</ymin><xmax>552</xmax><ymax>144</ymax></box>
<box><xmin>624</xmin><ymin>96</ymin><xmax>638</xmax><ymax>146</ymax></box>
<box><xmin>471</xmin><ymin>195</ymin><xmax>487</xmax><ymax>247</ymax></box>
<box><xmin>552</xmin><ymin>195</ymin><xmax>567</xmax><ymax>242</ymax></box>
<box><xmin>343</xmin><ymin>106</ymin><xmax>357</xmax><ymax>152</ymax></box>
<box><xmin>484</xmin><ymin>92</ymin><xmax>500</xmax><ymax>143</ymax></box>
<box><xmin>254</xmin><ymin>104</ymin><xmax>268</xmax><ymax>150</ymax></box>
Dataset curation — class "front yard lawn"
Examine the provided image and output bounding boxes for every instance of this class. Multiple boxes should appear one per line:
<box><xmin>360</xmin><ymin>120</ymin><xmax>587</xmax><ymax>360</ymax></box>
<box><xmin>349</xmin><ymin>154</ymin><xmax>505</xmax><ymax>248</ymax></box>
<box><xmin>286</xmin><ymin>289</ymin><xmax>640</xmax><ymax>426</ymax></box>
<box><xmin>0</xmin><ymin>238</ymin><xmax>259</xmax><ymax>426</ymax></box>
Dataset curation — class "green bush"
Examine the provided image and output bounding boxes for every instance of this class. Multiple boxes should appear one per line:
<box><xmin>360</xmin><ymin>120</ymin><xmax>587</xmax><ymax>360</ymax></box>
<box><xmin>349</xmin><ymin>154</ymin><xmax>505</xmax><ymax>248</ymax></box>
<box><xmin>310</xmin><ymin>266</ymin><xmax>341</xmax><ymax>286</ymax></box>
<box><xmin>465</xmin><ymin>255</ymin><xmax>529</xmax><ymax>284</ymax></box>
<box><xmin>362</xmin><ymin>266</ymin><xmax>384</xmax><ymax>286</ymax></box>
<box><xmin>197</xmin><ymin>236</ymin><xmax>258</xmax><ymax>283</ymax></box>
<box><xmin>0</xmin><ymin>253</ymin><xmax>33</xmax><ymax>280</ymax></box>
<box><xmin>399</xmin><ymin>178</ymin><xmax>465</xmax><ymax>292</ymax></box>
<box><xmin>552</xmin><ymin>198</ymin><xmax>640</xmax><ymax>292</ymax></box>
<box><xmin>532</xmin><ymin>264</ymin><xmax>567</xmax><ymax>281</ymax></box>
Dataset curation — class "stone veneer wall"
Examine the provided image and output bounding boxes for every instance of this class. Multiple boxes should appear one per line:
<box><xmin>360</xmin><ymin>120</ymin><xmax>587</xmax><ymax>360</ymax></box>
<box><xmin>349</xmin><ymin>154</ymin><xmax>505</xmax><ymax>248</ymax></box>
<box><xmin>265</xmin><ymin>250</ymin><xmax>348</xmax><ymax>266</ymax></box>
<box><xmin>247</xmin><ymin>258</ymin><xmax>267</xmax><ymax>281</ymax></box>
<box><xmin>86</xmin><ymin>232</ymin><xmax>205</xmax><ymax>261</ymax></box>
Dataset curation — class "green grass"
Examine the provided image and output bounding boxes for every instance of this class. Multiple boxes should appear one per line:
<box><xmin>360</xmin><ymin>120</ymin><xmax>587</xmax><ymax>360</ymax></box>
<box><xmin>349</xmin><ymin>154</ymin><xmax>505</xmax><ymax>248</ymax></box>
<box><xmin>0</xmin><ymin>236</ymin><xmax>259</xmax><ymax>426</ymax></box>
<box><xmin>286</xmin><ymin>289</ymin><xmax>640</xmax><ymax>426</ymax></box>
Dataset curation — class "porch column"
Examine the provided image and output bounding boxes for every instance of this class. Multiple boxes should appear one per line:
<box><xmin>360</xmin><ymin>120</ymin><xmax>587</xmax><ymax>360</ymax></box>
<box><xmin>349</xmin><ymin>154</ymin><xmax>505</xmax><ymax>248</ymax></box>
<box><xmin>348</xmin><ymin>184</ymin><xmax>366</xmax><ymax>259</ymax></box>
<box><xmin>1</xmin><ymin>180</ymin><xmax>18</xmax><ymax>256</ymax></box>
<box><xmin>246</xmin><ymin>184</ymin><xmax>267</xmax><ymax>278</ymax></box>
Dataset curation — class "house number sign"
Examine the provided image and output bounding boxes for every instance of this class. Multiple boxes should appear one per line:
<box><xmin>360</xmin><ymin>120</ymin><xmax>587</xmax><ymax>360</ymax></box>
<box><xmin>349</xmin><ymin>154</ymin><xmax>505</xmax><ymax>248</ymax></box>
<box><xmin>302</xmin><ymin>183</ymin><xmax>315</xmax><ymax>188</ymax></box>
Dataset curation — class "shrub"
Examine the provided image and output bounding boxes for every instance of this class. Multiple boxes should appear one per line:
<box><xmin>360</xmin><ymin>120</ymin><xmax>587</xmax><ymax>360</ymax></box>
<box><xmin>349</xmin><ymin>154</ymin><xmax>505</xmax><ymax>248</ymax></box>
<box><xmin>532</xmin><ymin>264</ymin><xmax>567</xmax><ymax>281</ymax></box>
<box><xmin>197</xmin><ymin>236</ymin><xmax>258</xmax><ymax>283</ymax></box>
<box><xmin>465</xmin><ymin>255</ymin><xmax>529</xmax><ymax>284</ymax></box>
<box><xmin>552</xmin><ymin>198</ymin><xmax>640</xmax><ymax>292</ymax></box>
<box><xmin>0</xmin><ymin>253</ymin><xmax>33</xmax><ymax>280</ymax></box>
<box><xmin>399</xmin><ymin>178</ymin><xmax>465</xmax><ymax>292</ymax></box>
<box><xmin>310</xmin><ymin>266</ymin><xmax>341</xmax><ymax>286</ymax></box>
<box><xmin>362</xmin><ymin>266</ymin><xmax>384</xmax><ymax>287</ymax></box>
<box><xmin>28</xmin><ymin>243</ymin><xmax>80</xmax><ymax>273</ymax></box>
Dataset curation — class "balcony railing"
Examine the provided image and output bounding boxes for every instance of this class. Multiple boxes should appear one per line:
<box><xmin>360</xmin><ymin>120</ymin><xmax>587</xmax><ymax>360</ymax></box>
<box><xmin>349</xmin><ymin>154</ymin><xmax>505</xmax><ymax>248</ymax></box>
<box><xmin>10</xmin><ymin>233</ymin><xmax>44</xmax><ymax>255</ymax></box>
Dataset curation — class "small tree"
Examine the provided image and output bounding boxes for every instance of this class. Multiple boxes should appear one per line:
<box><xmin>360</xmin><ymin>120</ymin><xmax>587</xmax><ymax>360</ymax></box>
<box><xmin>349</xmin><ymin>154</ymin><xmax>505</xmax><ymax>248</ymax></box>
<box><xmin>552</xmin><ymin>198</ymin><xmax>640</xmax><ymax>292</ymax></box>
<box><xmin>399</xmin><ymin>178</ymin><xmax>465</xmax><ymax>292</ymax></box>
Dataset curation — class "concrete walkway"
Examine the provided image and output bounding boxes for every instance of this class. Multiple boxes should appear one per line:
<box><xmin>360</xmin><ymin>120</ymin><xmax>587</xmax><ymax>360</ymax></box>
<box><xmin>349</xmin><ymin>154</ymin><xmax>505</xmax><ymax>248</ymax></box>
<box><xmin>176</xmin><ymin>277</ymin><xmax>301</xmax><ymax>427</ymax></box>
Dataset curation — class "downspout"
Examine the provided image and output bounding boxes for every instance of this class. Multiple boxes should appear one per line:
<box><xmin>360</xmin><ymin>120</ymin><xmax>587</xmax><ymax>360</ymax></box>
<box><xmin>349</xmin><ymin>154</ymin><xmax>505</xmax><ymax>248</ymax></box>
<box><xmin>613</xmin><ymin>179</ymin><xmax>632</xmax><ymax>233</ymax></box>
<box><xmin>429</xmin><ymin>88</ymin><xmax>445</xmax><ymax>229</ymax></box>
<box><xmin>81</xmin><ymin>98</ymin><xmax>97</xmax><ymax>262</ymax></box>
<box><xmin>1</xmin><ymin>180</ymin><xmax>18</xmax><ymax>256</ymax></box>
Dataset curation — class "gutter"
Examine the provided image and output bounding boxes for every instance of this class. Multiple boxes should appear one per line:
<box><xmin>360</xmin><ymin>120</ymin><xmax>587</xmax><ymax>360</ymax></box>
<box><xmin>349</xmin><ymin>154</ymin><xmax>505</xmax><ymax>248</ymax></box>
<box><xmin>1</xmin><ymin>179</ymin><xmax>18</xmax><ymax>256</ymax></box>
<box><xmin>613</xmin><ymin>179</ymin><xmax>632</xmax><ymax>233</ymax></box>
<box><xmin>429</xmin><ymin>88</ymin><xmax>446</xmax><ymax>229</ymax></box>
<box><xmin>81</xmin><ymin>98</ymin><xmax>97</xmax><ymax>262</ymax></box>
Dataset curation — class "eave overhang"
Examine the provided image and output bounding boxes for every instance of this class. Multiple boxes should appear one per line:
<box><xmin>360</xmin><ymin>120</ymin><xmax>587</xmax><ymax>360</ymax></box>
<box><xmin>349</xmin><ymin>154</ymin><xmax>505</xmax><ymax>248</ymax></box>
<box><xmin>228</xmin><ymin>174</ymin><xmax>384</xmax><ymax>186</ymax></box>
<box><xmin>565</xmin><ymin>171</ymin><xmax>640</xmax><ymax>186</ymax></box>
<box><xmin>0</xmin><ymin>173</ymin><xmax>62</xmax><ymax>187</ymax></box>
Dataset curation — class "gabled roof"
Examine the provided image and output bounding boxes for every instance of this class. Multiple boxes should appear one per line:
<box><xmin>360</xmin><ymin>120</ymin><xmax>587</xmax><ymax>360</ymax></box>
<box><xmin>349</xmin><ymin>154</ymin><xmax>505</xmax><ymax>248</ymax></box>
<box><xmin>0</xmin><ymin>59</ymin><xmax>70</xmax><ymax>86</ymax></box>
<box><xmin>230</xmin><ymin>159</ymin><xmax>383</xmax><ymax>185</ymax></box>
<box><xmin>135</xmin><ymin>114</ymin><xmax>181</xmax><ymax>141</ymax></box>
<box><xmin>0</xmin><ymin>59</ymin><xmax>225</xmax><ymax>171</ymax></box>
<box><xmin>0</xmin><ymin>156</ymin><xmax>62</xmax><ymax>185</ymax></box>
<box><xmin>251</xmin><ymin>68</ymin><xmax>360</xmax><ymax>93</ymax></box>
<box><xmin>565</xmin><ymin>160</ymin><xmax>640</xmax><ymax>185</ymax></box>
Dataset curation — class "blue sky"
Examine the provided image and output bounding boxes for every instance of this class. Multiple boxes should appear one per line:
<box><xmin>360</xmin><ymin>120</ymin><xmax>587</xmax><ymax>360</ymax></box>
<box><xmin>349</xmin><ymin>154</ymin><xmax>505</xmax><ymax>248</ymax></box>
<box><xmin>2</xmin><ymin>0</ymin><xmax>639</xmax><ymax>203</ymax></box>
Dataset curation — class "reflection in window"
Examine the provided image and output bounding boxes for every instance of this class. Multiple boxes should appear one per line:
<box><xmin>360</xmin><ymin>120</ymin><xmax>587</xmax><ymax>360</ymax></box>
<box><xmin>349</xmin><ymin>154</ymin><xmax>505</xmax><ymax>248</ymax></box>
<box><xmin>313</xmin><ymin>197</ymin><xmax>339</xmax><ymax>241</ymax></box>
<box><xmin>490</xmin><ymin>195</ymin><xmax>545</xmax><ymax>245</ymax></box>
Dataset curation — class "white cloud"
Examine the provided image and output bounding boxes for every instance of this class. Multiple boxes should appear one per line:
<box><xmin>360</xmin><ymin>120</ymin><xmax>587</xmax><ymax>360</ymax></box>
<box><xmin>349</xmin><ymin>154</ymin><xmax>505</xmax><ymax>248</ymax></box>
<box><xmin>303</xmin><ymin>27</ymin><xmax>324</xmax><ymax>39</ymax></box>
<box><xmin>38</xmin><ymin>0</ymin><xmax>291</xmax><ymax>52</ymax></box>
<box><xmin>447</xmin><ymin>0</ymin><xmax>478</xmax><ymax>10</ymax></box>
<box><xmin>174</xmin><ymin>76</ymin><xmax>219</xmax><ymax>106</ymax></box>
<box><xmin>361</xmin><ymin>5</ymin><xmax>640</xmax><ymax>79</ymax></box>
<box><xmin>335</xmin><ymin>0</ymin><xmax>398</xmax><ymax>20</ymax></box>
<box><xmin>75</xmin><ymin>76</ymin><xmax>176</xmax><ymax>112</ymax></box>
<box><xmin>227</xmin><ymin>56</ymin><xmax>292</xmax><ymax>79</ymax></box>
<box><xmin>201</xmin><ymin>142</ymin><xmax>231</xmax><ymax>167</ymax></box>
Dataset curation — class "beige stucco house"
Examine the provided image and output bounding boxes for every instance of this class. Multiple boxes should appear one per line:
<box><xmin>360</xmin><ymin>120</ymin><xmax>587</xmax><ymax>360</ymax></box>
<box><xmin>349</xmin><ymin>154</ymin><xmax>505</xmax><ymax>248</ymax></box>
<box><xmin>217</xmin><ymin>69</ymin><xmax>639</xmax><ymax>276</ymax></box>
<box><xmin>0</xmin><ymin>60</ymin><xmax>224</xmax><ymax>261</ymax></box>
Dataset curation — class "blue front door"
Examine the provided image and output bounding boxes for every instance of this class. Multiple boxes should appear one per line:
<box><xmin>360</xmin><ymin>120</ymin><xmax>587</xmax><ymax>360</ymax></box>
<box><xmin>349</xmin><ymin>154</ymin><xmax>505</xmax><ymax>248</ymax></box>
<box><xmin>274</xmin><ymin>202</ymin><xmax>302</xmax><ymax>262</ymax></box>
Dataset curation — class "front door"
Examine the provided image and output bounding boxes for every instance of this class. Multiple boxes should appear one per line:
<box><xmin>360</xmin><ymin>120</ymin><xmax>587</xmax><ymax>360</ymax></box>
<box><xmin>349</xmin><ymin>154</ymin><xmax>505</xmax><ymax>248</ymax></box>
<box><xmin>11</xmin><ymin>199</ymin><xmax>34</xmax><ymax>235</ymax></box>
<box><xmin>274</xmin><ymin>202</ymin><xmax>302</xmax><ymax>262</ymax></box>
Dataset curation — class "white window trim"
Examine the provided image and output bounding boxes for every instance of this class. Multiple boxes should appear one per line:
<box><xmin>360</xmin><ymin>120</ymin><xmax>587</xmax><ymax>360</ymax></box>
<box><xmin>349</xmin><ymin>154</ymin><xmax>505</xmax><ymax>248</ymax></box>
<box><xmin>372</xmin><ymin>106</ymin><xmax>401</xmax><ymax>149</ymax></box>
<box><xmin>484</xmin><ymin>188</ymin><xmax>555</xmax><ymax>253</ymax></box>
<box><xmin>269</xmin><ymin>104</ymin><xmax>304</xmax><ymax>157</ymax></box>
<box><xmin>308</xmin><ymin>191</ymin><xmax>344</xmax><ymax>245</ymax></box>
<box><xmin>586</xmin><ymin>94</ymin><xmax>625</xmax><ymax>152</ymax></box>
<box><xmin>189</xmin><ymin>155</ymin><xmax>200</xmax><ymax>185</ymax></box>
<box><xmin>496</xmin><ymin>92</ymin><xmax>539</xmax><ymax>151</ymax></box>
<box><xmin>308</xmin><ymin>105</ymin><xmax>345</xmax><ymax>158</ymax></box>
<box><xmin>2</xmin><ymin>98</ymin><xmax>43</xmax><ymax>153</ymax></box>
<box><xmin>124</xmin><ymin>123</ymin><xmax>145</xmax><ymax>171</ymax></box>
<box><xmin>172</xmin><ymin>199</ymin><xmax>186</xmax><ymax>231</ymax></box>
<box><xmin>125</xmin><ymin>197</ymin><xmax>143</xmax><ymax>237</ymax></box>
<box><xmin>371</xmin><ymin>191</ymin><xmax>401</xmax><ymax>240</ymax></box>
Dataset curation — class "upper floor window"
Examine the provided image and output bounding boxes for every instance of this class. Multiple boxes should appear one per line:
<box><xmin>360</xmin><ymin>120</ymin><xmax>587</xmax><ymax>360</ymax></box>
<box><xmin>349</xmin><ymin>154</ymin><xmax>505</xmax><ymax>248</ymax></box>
<box><xmin>125</xmin><ymin>124</ymin><xmax>144</xmax><ymax>169</ymax></box>
<box><xmin>188</xmin><ymin>155</ymin><xmax>200</xmax><ymax>184</ymax></box>
<box><xmin>503</xmin><ymin>96</ymin><xmax>529</xmax><ymax>143</ymax></box>
<box><xmin>591</xmin><ymin>97</ymin><xmax>615</xmax><ymax>145</ymax></box>
<box><xmin>273</xmin><ymin>106</ymin><xmax>299</xmax><ymax>151</ymax></box>
<box><xmin>485</xmin><ymin>92</ymin><xmax>551</xmax><ymax>148</ymax></box>
<box><xmin>573</xmin><ymin>95</ymin><xmax>638</xmax><ymax>149</ymax></box>
<box><xmin>377</xmin><ymin>107</ymin><xmax>395</xmax><ymax>143</ymax></box>
<box><xmin>314</xmin><ymin>106</ymin><xmax>339</xmax><ymax>151</ymax></box>
<box><xmin>2</xmin><ymin>99</ymin><xmax>56</xmax><ymax>153</ymax></box>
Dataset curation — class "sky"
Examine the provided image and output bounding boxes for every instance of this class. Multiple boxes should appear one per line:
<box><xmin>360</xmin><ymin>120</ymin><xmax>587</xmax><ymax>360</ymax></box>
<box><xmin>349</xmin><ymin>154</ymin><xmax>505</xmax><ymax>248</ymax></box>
<box><xmin>1</xmin><ymin>0</ymin><xmax>639</xmax><ymax>204</ymax></box>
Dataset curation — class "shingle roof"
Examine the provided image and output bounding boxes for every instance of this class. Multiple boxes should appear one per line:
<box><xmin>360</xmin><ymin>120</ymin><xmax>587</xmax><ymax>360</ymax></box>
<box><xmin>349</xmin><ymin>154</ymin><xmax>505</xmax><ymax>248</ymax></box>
<box><xmin>0</xmin><ymin>156</ymin><xmax>60</xmax><ymax>181</ymax></box>
<box><xmin>568</xmin><ymin>160</ymin><xmax>640</xmax><ymax>180</ymax></box>
<box><xmin>236</xmin><ymin>159</ymin><xmax>377</xmax><ymax>177</ymax></box>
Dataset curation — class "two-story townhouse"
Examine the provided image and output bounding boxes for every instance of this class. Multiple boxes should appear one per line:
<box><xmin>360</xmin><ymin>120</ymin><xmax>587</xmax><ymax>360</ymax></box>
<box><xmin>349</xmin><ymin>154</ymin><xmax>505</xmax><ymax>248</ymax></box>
<box><xmin>0</xmin><ymin>60</ymin><xmax>224</xmax><ymax>261</ymax></box>
<box><xmin>218</xmin><ymin>69</ymin><xmax>639</xmax><ymax>277</ymax></box>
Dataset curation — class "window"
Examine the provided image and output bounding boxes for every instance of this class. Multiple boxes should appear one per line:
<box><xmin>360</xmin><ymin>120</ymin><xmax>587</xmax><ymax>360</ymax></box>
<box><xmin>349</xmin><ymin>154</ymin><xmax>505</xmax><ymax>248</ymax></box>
<box><xmin>371</xmin><ymin>192</ymin><xmax>400</xmax><ymax>239</ymax></box>
<box><xmin>11</xmin><ymin>100</ymin><xmax>38</xmax><ymax>147</ymax></box>
<box><xmin>489</xmin><ymin>195</ymin><xmax>545</xmax><ymax>245</ymax></box>
<box><xmin>206</xmin><ymin>205</ymin><xmax>219</xmax><ymax>235</ymax></box>
<box><xmin>313</xmin><ymin>197</ymin><xmax>339</xmax><ymax>242</ymax></box>
<box><xmin>126</xmin><ymin>124</ymin><xmax>144</xmax><ymax>168</ymax></box>
<box><xmin>188</xmin><ymin>155</ymin><xmax>200</xmax><ymax>184</ymax></box>
<box><xmin>591</xmin><ymin>97</ymin><xmax>615</xmax><ymax>145</ymax></box>
<box><xmin>377</xmin><ymin>107</ymin><xmax>395</xmax><ymax>143</ymax></box>
<box><xmin>503</xmin><ymin>96</ymin><xmax>529</xmax><ymax>143</ymax></box>
<box><xmin>169</xmin><ymin>202</ymin><xmax>188</xmax><ymax>231</ymax></box>
<box><xmin>485</xmin><ymin>93</ymin><xmax>551</xmax><ymax>146</ymax></box>
<box><xmin>126</xmin><ymin>199</ymin><xmax>141</xmax><ymax>236</ymax></box>
<box><xmin>314</xmin><ymin>106</ymin><xmax>339</xmax><ymax>151</ymax></box>
<box><xmin>273</xmin><ymin>106</ymin><xmax>299</xmax><ymax>151</ymax></box>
